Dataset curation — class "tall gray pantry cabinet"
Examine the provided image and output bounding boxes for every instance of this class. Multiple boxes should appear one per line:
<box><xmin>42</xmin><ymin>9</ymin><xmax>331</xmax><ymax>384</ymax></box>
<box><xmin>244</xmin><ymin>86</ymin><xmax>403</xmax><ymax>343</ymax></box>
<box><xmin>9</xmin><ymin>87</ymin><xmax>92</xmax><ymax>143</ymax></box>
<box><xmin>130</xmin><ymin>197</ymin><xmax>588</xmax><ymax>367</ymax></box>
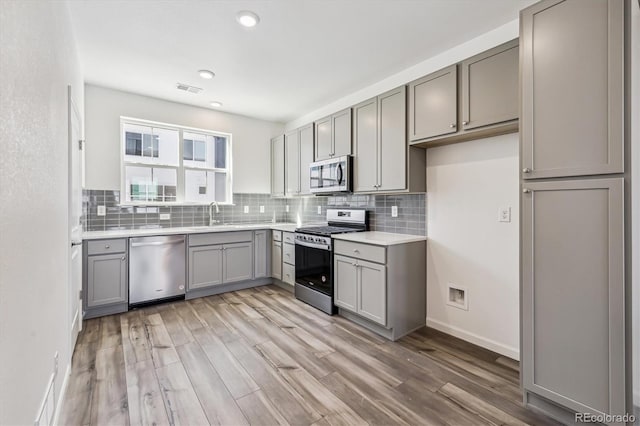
<box><xmin>519</xmin><ymin>0</ymin><xmax>629</xmax><ymax>424</ymax></box>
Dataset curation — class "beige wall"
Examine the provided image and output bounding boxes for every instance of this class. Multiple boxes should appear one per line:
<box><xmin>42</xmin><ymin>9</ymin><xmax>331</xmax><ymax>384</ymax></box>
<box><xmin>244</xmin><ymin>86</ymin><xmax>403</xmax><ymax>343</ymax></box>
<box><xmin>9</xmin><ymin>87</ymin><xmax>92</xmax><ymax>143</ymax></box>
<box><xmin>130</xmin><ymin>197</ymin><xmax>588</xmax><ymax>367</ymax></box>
<box><xmin>84</xmin><ymin>85</ymin><xmax>284</xmax><ymax>193</ymax></box>
<box><xmin>0</xmin><ymin>1</ymin><xmax>84</xmax><ymax>423</ymax></box>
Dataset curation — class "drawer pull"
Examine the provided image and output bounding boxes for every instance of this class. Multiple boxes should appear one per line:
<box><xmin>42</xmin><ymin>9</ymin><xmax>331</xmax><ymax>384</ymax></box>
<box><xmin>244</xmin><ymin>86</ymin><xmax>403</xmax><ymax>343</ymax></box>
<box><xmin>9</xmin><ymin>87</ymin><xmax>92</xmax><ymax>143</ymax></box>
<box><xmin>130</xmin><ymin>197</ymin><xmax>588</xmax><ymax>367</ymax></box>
<box><xmin>353</xmin><ymin>249</ymin><xmax>359</xmax><ymax>253</ymax></box>
<box><xmin>105</xmin><ymin>244</ymin><xmax>110</xmax><ymax>249</ymax></box>
<box><xmin>121</xmin><ymin>256</ymin><xmax>126</xmax><ymax>261</ymax></box>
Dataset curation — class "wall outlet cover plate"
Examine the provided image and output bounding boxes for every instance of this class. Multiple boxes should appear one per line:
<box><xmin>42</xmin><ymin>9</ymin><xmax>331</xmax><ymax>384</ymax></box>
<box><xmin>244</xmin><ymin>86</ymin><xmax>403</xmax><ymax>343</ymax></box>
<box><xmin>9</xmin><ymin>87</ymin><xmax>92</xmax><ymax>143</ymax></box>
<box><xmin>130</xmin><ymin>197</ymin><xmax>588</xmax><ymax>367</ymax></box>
<box><xmin>97</xmin><ymin>205</ymin><xmax>106</xmax><ymax>216</ymax></box>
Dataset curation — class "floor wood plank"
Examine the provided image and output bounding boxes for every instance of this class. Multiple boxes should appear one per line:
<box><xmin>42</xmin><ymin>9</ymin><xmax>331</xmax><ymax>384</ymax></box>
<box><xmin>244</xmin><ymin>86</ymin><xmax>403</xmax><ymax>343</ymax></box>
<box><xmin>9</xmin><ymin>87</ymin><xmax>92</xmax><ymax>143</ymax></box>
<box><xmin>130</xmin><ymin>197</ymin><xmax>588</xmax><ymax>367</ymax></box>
<box><xmin>61</xmin><ymin>285</ymin><xmax>561</xmax><ymax>426</ymax></box>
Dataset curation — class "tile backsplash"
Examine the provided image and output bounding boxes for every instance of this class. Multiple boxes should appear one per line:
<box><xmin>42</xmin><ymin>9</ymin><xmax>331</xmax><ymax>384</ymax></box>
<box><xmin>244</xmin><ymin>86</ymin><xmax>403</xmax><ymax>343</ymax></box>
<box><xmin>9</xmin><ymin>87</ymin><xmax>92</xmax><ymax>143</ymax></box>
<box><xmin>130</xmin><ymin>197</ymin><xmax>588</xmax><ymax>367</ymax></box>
<box><xmin>83</xmin><ymin>190</ymin><xmax>426</xmax><ymax>236</ymax></box>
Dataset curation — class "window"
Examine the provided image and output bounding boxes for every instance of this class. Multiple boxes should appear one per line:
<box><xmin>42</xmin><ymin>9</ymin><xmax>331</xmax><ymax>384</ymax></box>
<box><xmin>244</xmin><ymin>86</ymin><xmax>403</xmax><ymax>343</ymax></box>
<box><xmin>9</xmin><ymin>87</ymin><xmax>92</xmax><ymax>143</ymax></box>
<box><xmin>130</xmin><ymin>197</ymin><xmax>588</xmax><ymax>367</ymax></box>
<box><xmin>121</xmin><ymin>119</ymin><xmax>231</xmax><ymax>204</ymax></box>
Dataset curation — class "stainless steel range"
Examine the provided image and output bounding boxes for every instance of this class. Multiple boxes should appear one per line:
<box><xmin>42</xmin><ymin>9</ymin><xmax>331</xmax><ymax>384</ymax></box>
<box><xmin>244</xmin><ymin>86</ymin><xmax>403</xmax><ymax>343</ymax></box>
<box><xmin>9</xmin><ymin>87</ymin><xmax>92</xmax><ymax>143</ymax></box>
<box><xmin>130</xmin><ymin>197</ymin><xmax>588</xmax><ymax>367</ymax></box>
<box><xmin>294</xmin><ymin>209</ymin><xmax>368</xmax><ymax>314</ymax></box>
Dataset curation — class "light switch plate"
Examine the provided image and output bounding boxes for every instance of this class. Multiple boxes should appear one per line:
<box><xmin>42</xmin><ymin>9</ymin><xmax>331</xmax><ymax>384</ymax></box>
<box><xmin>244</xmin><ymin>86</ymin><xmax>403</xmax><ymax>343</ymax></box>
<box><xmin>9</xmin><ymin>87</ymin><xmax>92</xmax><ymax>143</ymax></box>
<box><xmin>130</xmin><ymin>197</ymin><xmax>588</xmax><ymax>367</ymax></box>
<box><xmin>259</xmin><ymin>206</ymin><xmax>265</xmax><ymax>213</ymax></box>
<box><xmin>97</xmin><ymin>205</ymin><xmax>106</xmax><ymax>216</ymax></box>
<box><xmin>317</xmin><ymin>206</ymin><xmax>322</xmax><ymax>215</ymax></box>
<box><xmin>160</xmin><ymin>213</ymin><xmax>170</xmax><ymax>220</ymax></box>
<box><xmin>498</xmin><ymin>207</ymin><xmax>511</xmax><ymax>223</ymax></box>
<box><xmin>391</xmin><ymin>206</ymin><xmax>398</xmax><ymax>218</ymax></box>
<box><xmin>244</xmin><ymin>206</ymin><xmax>249</xmax><ymax>213</ymax></box>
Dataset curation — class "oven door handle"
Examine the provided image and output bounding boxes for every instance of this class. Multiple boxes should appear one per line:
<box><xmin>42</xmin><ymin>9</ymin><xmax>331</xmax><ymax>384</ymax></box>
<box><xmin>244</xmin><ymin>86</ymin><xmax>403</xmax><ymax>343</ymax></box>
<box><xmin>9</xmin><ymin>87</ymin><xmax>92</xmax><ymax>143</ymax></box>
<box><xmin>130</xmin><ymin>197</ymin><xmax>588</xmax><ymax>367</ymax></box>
<box><xmin>294</xmin><ymin>240</ymin><xmax>331</xmax><ymax>251</ymax></box>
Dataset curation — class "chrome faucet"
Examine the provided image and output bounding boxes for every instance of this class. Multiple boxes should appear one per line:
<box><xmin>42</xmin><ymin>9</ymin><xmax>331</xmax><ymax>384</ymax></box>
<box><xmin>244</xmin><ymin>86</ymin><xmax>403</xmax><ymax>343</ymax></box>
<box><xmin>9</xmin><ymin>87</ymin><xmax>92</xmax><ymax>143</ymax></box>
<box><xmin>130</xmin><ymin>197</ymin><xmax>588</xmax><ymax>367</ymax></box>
<box><xmin>209</xmin><ymin>201</ymin><xmax>220</xmax><ymax>226</ymax></box>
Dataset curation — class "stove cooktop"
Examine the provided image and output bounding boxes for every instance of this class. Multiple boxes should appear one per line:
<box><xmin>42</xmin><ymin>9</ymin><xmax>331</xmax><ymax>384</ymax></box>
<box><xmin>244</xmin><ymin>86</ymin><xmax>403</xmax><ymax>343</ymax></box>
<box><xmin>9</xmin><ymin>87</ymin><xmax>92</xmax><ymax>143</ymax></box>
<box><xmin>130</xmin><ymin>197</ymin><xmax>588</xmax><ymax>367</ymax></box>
<box><xmin>294</xmin><ymin>225</ymin><xmax>364</xmax><ymax>237</ymax></box>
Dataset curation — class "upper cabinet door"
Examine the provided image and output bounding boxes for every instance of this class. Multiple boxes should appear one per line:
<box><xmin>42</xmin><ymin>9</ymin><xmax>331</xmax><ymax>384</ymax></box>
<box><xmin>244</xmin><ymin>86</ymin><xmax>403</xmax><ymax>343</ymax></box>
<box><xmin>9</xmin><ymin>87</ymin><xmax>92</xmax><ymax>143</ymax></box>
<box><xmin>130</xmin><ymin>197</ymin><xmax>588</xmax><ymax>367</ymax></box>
<box><xmin>408</xmin><ymin>64</ymin><xmax>457</xmax><ymax>141</ymax></box>
<box><xmin>352</xmin><ymin>97</ymin><xmax>378</xmax><ymax>192</ymax></box>
<box><xmin>271</xmin><ymin>135</ymin><xmax>285</xmax><ymax>197</ymax></box>
<box><xmin>314</xmin><ymin>116</ymin><xmax>332</xmax><ymax>161</ymax></box>
<box><xmin>461</xmin><ymin>39</ymin><xmax>518</xmax><ymax>131</ymax></box>
<box><xmin>520</xmin><ymin>0</ymin><xmax>623</xmax><ymax>179</ymax></box>
<box><xmin>298</xmin><ymin>124</ymin><xmax>314</xmax><ymax>195</ymax></box>
<box><xmin>378</xmin><ymin>86</ymin><xmax>406</xmax><ymax>192</ymax></box>
<box><xmin>284</xmin><ymin>130</ymin><xmax>300</xmax><ymax>196</ymax></box>
<box><xmin>332</xmin><ymin>108</ymin><xmax>352</xmax><ymax>157</ymax></box>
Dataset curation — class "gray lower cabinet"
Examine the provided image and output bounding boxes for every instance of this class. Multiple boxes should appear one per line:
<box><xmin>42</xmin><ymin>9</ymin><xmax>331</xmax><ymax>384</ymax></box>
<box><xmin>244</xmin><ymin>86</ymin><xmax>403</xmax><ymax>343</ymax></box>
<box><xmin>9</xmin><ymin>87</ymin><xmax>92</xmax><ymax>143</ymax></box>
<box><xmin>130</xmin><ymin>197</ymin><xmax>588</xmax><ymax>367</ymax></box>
<box><xmin>271</xmin><ymin>135</ymin><xmax>285</xmax><ymax>196</ymax></box>
<box><xmin>223</xmin><ymin>242</ymin><xmax>253</xmax><ymax>283</ymax></box>
<box><xmin>333</xmin><ymin>239</ymin><xmax>425</xmax><ymax>340</ymax></box>
<box><xmin>83</xmin><ymin>238</ymin><xmax>128</xmax><ymax>319</ymax></box>
<box><xmin>189</xmin><ymin>245</ymin><xmax>223</xmax><ymax>289</ymax></box>
<box><xmin>271</xmin><ymin>231</ymin><xmax>282</xmax><ymax>280</ymax></box>
<box><xmin>520</xmin><ymin>0</ymin><xmax>623</xmax><ymax>179</ymax></box>
<box><xmin>253</xmin><ymin>230</ymin><xmax>269</xmax><ymax>279</ymax></box>
<box><xmin>521</xmin><ymin>178</ymin><xmax>625</xmax><ymax>419</ymax></box>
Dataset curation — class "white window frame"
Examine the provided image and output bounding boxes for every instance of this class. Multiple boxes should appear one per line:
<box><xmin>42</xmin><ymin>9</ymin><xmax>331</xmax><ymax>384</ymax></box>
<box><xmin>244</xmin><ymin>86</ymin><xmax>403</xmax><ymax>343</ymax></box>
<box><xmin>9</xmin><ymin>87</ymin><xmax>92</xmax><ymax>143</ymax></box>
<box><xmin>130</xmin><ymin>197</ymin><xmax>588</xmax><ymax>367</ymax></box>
<box><xmin>120</xmin><ymin>117</ymin><xmax>233</xmax><ymax>205</ymax></box>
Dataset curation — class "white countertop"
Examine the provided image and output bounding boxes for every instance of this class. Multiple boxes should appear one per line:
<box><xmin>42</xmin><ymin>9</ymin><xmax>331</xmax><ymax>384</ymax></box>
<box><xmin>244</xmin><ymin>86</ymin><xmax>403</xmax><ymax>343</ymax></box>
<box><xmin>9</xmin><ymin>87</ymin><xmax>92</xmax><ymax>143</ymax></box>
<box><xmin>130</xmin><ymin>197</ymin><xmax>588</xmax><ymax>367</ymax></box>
<box><xmin>82</xmin><ymin>222</ymin><xmax>299</xmax><ymax>240</ymax></box>
<box><xmin>332</xmin><ymin>231</ymin><xmax>427</xmax><ymax>246</ymax></box>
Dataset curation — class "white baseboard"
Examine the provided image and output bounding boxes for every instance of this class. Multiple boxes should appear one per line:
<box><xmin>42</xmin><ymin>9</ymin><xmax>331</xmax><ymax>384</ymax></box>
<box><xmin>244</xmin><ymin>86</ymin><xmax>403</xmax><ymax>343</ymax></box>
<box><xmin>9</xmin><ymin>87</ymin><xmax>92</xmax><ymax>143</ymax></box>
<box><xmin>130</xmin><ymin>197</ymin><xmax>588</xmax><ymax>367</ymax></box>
<box><xmin>426</xmin><ymin>317</ymin><xmax>519</xmax><ymax>361</ymax></box>
<box><xmin>52</xmin><ymin>363</ymin><xmax>71</xmax><ymax>426</ymax></box>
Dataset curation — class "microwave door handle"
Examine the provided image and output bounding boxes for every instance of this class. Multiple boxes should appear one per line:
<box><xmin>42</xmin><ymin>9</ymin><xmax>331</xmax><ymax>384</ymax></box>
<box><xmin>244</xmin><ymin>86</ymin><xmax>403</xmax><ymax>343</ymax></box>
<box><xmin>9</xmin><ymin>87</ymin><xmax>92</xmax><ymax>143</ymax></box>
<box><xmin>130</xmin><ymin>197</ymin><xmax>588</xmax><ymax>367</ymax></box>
<box><xmin>336</xmin><ymin>163</ymin><xmax>343</xmax><ymax>186</ymax></box>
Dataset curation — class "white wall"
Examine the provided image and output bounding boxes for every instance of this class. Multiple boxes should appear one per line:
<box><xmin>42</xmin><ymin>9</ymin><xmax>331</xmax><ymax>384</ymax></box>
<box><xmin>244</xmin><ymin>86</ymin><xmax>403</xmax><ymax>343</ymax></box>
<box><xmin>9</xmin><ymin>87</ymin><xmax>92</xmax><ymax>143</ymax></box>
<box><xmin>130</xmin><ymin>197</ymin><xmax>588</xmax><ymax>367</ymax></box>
<box><xmin>0</xmin><ymin>1</ymin><xmax>83</xmax><ymax>424</ymax></box>
<box><xmin>426</xmin><ymin>135</ymin><xmax>520</xmax><ymax>359</ymax></box>
<box><xmin>84</xmin><ymin>85</ymin><xmax>284</xmax><ymax>193</ymax></box>
<box><xmin>285</xmin><ymin>19</ymin><xmax>519</xmax><ymax>130</ymax></box>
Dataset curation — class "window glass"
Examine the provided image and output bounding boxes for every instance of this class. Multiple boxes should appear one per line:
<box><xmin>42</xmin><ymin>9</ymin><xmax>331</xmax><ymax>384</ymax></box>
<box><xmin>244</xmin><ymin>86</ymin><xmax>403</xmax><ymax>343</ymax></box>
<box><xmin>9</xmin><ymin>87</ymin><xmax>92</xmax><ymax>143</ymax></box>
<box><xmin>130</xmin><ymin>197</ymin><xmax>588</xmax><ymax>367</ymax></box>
<box><xmin>214</xmin><ymin>136</ymin><xmax>227</xmax><ymax>168</ymax></box>
<box><xmin>123</xmin><ymin>123</ymin><xmax>178</xmax><ymax>166</ymax></box>
<box><xmin>125</xmin><ymin>166</ymin><xmax>177</xmax><ymax>202</ymax></box>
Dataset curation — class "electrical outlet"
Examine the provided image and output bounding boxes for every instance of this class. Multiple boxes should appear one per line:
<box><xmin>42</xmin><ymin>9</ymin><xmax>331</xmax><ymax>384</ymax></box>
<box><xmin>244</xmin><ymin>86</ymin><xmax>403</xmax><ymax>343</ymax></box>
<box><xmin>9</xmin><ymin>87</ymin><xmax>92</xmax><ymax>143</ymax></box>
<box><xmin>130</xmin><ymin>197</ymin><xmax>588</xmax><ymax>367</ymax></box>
<box><xmin>498</xmin><ymin>207</ymin><xmax>511</xmax><ymax>223</ymax></box>
<box><xmin>244</xmin><ymin>206</ymin><xmax>249</xmax><ymax>214</ymax></box>
<box><xmin>159</xmin><ymin>213</ymin><xmax>170</xmax><ymax>220</ymax></box>
<box><xmin>97</xmin><ymin>205</ymin><xmax>106</xmax><ymax>216</ymax></box>
<box><xmin>317</xmin><ymin>206</ymin><xmax>322</xmax><ymax>215</ymax></box>
<box><xmin>391</xmin><ymin>205</ymin><xmax>398</xmax><ymax>218</ymax></box>
<box><xmin>285</xmin><ymin>205</ymin><xmax>290</xmax><ymax>213</ymax></box>
<box><xmin>259</xmin><ymin>206</ymin><xmax>265</xmax><ymax>213</ymax></box>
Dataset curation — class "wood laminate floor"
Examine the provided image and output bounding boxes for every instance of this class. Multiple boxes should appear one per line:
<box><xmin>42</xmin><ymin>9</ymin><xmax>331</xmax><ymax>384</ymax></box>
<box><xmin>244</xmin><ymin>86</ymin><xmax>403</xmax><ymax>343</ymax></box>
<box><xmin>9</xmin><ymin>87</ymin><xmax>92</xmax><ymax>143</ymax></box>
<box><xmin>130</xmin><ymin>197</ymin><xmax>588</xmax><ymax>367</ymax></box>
<box><xmin>59</xmin><ymin>285</ymin><xmax>559</xmax><ymax>426</ymax></box>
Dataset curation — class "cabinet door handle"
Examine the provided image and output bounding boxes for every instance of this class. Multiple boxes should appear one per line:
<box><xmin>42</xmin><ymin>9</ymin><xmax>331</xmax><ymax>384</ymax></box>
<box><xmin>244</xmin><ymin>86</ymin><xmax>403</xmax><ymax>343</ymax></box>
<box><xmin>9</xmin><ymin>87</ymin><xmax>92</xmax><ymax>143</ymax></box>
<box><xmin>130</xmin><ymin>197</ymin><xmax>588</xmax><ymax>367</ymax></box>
<box><xmin>105</xmin><ymin>244</ymin><xmax>110</xmax><ymax>249</ymax></box>
<box><xmin>121</xmin><ymin>256</ymin><xmax>126</xmax><ymax>261</ymax></box>
<box><xmin>462</xmin><ymin>121</ymin><xmax>469</xmax><ymax>125</ymax></box>
<box><xmin>522</xmin><ymin>168</ymin><xmax>532</xmax><ymax>173</ymax></box>
<box><xmin>523</xmin><ymin>188</ymin><xmax>531</xmax><ymax>193</ymax></box>
<box><xmin>353</xmin><ymin>249</ymin><xmax>359</xmax><ymax>253</ymax></box>
<box><xmin>449</xmin><ymin>123</ymin><xmax>456</xmax><ymax>128</ymax></box>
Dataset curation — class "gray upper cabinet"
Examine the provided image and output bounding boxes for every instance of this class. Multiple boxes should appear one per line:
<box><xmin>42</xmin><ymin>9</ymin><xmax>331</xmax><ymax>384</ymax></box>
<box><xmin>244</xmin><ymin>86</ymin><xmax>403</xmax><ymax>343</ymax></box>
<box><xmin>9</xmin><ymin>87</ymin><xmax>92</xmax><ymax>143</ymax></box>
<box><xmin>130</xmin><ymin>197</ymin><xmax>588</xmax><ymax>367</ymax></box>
<box><xmin>285</xmin><ymin>124</ymin><xmax>314</xmax><ymax>196</ymax></box>
<box><xmin>408</xmin><ymin>64</ymin><xmax>457</xmax><ymax>142</ymax></box>
<box><xmin>353</xmin><ymin>97</ymin><xmax>378</xmax><ymax>192</ymax></box>
<box><xmin>377</xmin><ymin>86</ymin><xmax>406</xmax><ymax>192</ymax></box>
<box><xmin>520</xmin><ymin>0</ymin><xmax>624</xmax><ymax>179</ymax></box>
<box><xmin>298</xmin><ymin>124</ymin><xmax>314</xmax><ymax>195</ymax></box>
<box><xmin>86</xmin><ymin>252</ymin><xmax>127</xmax><ymax>308</ymax></box>
<box><xmin>461</xmin><ymin>39</ymin><xmax>518</xmax><ymax>131</ymax></box>
<box><xmin>521</xmin><ymin>178</ymin><xmax>625</xmax><ymax>418</ymax></box>
<box><xmin>314</xmin><ymin>116</ymin><xmax>332</xmax><ymax>161</ymax></box>
<box><xmin>271</xmin><ymin>135</ymin><xmax>285</xmax><ymax>197</ymax></box>
<box><xmin>223</xmin><ymin>242</ymin><xmax>253</xmax><ymax>284</ymax></box>
<box><xmin>332</xmin><ymin>108</ymin><xmax>352</xmax><ymax>158</ymax></box>
<box><xmin>314</xmin><ymin>109</ymin><xmax>352</xmax><ymax>160</ymax></box>
<box><xmin>284</xmin><ymin>130</ymin><xmax>300</xmax><ymax>196</ymax></box>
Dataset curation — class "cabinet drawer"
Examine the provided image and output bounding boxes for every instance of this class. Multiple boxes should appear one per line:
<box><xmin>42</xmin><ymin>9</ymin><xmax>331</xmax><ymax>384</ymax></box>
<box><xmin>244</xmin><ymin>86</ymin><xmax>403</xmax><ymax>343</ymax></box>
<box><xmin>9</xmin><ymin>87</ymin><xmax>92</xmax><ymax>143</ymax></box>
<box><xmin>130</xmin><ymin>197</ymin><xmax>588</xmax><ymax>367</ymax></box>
<box><xmin>283</xmin><ymin>263</ymin><xmax>295</xmax><ymax>286</ymax></box>
<box><xmin>334</xmin><ymin>240</ymin><xmax>385</xmax><ymax>264</ymax></box>
<box><xmin>283</xmin><ymin>232</ymin><xmax>295</xmax><ymax>244</ymax></box>
<box><xmin>189</xmin><ymin>231</ymin><xmax>253</xmax><ymax>247</ymax></box>
<box><xmin>283</xmin><ymin>242</ymin><xmax>295</xmax><ymax>266</ymax></box>
<box><xmin>87</xmin><ymin>238</ymin><xmax>127</xmax><ymax>255</ymax></box>
<box><xmin>272</xmin><ymin>231</ymin><xmax>282</xmax><ymax>242</ymax></box>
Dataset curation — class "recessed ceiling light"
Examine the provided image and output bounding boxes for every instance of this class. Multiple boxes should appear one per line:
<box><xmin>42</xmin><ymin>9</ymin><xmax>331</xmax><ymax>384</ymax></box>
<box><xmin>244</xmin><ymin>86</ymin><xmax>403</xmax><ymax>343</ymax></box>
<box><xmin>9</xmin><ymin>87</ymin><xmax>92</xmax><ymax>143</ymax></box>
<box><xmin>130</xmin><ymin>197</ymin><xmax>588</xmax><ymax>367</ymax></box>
<box><xmin>210</xmin><ymin>101</ymin><xmax>223</xmax><ymax>108</ymax></box>
<box><xmin>198</xmin><ymin>70</ymin><xmax>215</xmax><ymax>79</ymax></box>
<box><xmin>236</xmin><ymin>10</ymin><xmax>260</xmax><ymax>28</ymax></box>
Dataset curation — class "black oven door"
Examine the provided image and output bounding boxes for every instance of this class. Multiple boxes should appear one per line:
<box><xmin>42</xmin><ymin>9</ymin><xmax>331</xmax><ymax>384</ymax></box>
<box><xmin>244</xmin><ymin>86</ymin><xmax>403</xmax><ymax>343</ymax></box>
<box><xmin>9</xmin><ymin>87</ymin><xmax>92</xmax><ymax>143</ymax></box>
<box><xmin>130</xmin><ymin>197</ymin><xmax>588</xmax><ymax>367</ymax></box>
<box><xmin>295</xmin><ymin>243</ymin><xmax>333</xmax><ymax>296</ymax></box>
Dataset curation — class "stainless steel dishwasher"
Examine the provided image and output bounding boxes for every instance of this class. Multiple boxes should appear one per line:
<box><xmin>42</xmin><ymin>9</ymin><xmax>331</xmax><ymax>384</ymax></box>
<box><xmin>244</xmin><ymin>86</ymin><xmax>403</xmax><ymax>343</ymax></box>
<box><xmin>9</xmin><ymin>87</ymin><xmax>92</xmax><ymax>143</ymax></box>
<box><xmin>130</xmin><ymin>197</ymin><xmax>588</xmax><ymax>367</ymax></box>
<box><xmin>129</xmin><ymin>235</ymin><xmax>186</xmax><ymax>305</ymax></box>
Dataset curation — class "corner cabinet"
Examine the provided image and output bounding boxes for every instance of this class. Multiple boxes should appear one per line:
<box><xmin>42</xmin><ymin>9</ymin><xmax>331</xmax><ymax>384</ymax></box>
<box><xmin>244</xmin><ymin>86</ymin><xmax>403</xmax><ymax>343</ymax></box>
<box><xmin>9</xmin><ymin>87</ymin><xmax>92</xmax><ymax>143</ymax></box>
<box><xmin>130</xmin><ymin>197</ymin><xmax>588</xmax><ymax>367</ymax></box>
<box><xmin>333</xmin><ymin>238</ymin><xmax>426</xmax><ymax>341</ymax></box>
<box><xmin>314</xmin><ymin>108</ymin><xmax>352</xmax><ymax>161</ymax></box>
<box><xmin>353</xmin><ymin>86</ymin><xmax>425</xmax><ymax>194</ymax></box>
<box><xmin>83</xmin><ymin>238</ymin><xmax>128</xmax><ymax>319</ymax></box>
<box><xmin>409</xmin><ymin>39</ymin><xmax>519</xmax><ymax>147</ymax></box>
<box><xmin>271</xmin><ymin>135</ymin><xmax>285</xmax><ymax>197</ymax></box>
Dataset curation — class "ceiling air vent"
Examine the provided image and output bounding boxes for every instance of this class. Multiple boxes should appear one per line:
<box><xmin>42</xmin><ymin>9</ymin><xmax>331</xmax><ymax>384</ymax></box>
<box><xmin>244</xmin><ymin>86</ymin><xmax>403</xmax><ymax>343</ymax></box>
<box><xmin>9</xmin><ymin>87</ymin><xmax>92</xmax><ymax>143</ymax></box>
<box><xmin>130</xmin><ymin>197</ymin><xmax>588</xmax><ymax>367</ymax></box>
<box><xmin>176</xmin><ymin>83</ymin><xmax>203</xmax><ymax>94</ymax></box>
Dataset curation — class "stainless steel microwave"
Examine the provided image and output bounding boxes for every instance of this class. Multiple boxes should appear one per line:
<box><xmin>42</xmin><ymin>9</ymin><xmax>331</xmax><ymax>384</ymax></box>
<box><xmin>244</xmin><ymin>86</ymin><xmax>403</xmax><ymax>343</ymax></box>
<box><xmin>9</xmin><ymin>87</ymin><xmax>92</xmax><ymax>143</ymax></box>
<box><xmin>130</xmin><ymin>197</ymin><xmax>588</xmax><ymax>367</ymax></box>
<box><xmin>309</xmin><ymin>155</ymin><xmax>352</xmax><ymax>194</ymax></box>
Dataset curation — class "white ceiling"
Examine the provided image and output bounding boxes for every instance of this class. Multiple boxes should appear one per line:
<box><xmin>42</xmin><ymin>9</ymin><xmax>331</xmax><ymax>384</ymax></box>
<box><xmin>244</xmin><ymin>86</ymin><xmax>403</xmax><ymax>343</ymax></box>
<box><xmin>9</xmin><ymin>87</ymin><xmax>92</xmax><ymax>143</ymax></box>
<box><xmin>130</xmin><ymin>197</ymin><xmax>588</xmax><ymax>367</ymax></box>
<box><xmin>68</xmin><ymin>0</ymin><xmax>533</xmax><ymax>124</ymax></box>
